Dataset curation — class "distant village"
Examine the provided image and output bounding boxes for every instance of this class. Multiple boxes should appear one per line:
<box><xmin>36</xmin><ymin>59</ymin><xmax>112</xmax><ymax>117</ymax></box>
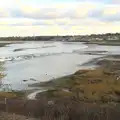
<box><xmin>0</xmin><ymin>33</ymin><xmax>120</xmax><ymax>43</ymax></box>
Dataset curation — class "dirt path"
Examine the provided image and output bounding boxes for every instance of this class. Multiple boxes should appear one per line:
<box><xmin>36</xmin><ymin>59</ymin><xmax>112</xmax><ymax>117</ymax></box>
<box><xmin>27</xmin><ymin>90</ymin><xmax>47</xmax><ymax>100</ymax></box>
<box><xmin>0</xmin><ymin>112</ymin><xmax>38</xmax><ymax>120</ymax></box>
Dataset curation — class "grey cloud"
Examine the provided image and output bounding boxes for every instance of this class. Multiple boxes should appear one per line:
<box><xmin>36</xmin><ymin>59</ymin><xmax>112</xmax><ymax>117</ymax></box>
<box><xmin>0</xmin><ymin>21</ymin><xmax>54</xmax><ymax>27</ymax></box>
<box><xmin>12</xmin><ymin>8</ymin><xmax>65</xmax><ymax>19</ymax></box>
<box><xmin>3</xmin><ymin>5</ymin><xmax>120</xmax><ymax>25</ymax></box>
<box><xmin>88</xmin><ymin>8</ymin><xmax>120</xmax><ymax>22</ymax></box>
<box><xmin>11</xmin><ymin>7</ymin><xmax>87</xmax><ymax>20</ymax></box>
<box><xmin>102</xmin><ymin>14</ymin><xmax>120</xmax><ymax>22</ymax></box>
<box><xmin>111</xmin><ymin>0</ymin><xmax>120</xmax><ymax>4</ymax></box>
<box><xmin>88</xmin><ymin>9</ymin><xmax>103</xmax><ymax>18</ymax></box>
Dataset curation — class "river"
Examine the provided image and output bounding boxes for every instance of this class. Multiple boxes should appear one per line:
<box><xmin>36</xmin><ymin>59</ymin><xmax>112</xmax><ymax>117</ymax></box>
<box><xmin>0</xmin><ymin>41</ymin><xmax>120</xmax><ymax>90</ymax></box>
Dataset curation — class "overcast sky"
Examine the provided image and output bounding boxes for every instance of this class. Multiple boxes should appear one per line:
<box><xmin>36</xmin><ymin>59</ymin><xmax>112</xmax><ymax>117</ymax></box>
<box><xmin>0</xmin><ymin>0</ymin><xmax>120</xmax><ymax>36</ymax></box>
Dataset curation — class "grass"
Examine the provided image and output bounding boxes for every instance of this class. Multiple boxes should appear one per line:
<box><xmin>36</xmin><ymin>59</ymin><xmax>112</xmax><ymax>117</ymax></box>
<box><xmin>37</xmin><ymin>57</ymin><xmax>120</xmax><ymax>103</ymax></box>
<box><xmin>0</xmin><ymin>92</ymin><xmax>17</xmax><ymax>99</ymax></box>
<box><xmin>0</xmin><ymin>91</ymin><xmax>25</xmax><ymax>99</ymax></box>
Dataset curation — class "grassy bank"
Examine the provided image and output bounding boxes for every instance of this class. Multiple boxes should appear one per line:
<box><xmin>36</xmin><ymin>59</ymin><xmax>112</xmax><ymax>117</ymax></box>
<box><xmin>0</xmin><ymin>91</ymin><xmax>25</xmax><ymax>99</ymax></box>
<box><xmin>35</xmin><ymin>55</ymin><xmax>120</xmax><ymax>103</ymax></box>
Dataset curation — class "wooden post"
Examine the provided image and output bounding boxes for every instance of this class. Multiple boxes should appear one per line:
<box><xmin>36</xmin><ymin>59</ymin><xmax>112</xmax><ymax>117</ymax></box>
<box><xmin>13</xmin><ymin>113</ymin><xmax>16</xmax><ymax>120</ymax></box>
<box><xmin>5</xmin><ymin>98</ymin><xmax>8</xmax><ymax>112</ymax></box>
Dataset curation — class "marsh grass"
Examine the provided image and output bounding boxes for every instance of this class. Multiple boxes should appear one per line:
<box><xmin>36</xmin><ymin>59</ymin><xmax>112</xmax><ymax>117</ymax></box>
<box><xmin>37</xmin><ymin>58</ymin><xmax>120</xmax><ymax>103</ymax></box>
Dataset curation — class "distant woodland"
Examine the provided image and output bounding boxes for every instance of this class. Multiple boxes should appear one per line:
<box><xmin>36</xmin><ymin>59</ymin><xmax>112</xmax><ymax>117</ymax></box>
<box><xmin>0</xmin><ymin>33</ymin><xmax>120</xmax><ymax>42</ymax></box>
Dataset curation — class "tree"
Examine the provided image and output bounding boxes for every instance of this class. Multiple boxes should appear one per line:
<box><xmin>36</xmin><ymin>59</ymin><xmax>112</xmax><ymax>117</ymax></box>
<box><xmin>0</xmin><ymin>62</ymin><xmax>5</xmax><ymax>84</ymax></box>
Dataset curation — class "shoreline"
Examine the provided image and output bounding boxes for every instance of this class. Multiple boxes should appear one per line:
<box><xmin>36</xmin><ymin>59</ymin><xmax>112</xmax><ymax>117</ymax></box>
<box><xmin>0</xmin><ymin>40</ymin><xmax>120</xmax><ymax>102</ymax></box>
<box><xmin>0</xmin><ymin>41</ymin><xmax>120</xmax><ymax>119</ymax></box>
<box><xmin>30</xmin><ymin>54</ymin><xmax>120</xmax><ymax>104</ymax></box>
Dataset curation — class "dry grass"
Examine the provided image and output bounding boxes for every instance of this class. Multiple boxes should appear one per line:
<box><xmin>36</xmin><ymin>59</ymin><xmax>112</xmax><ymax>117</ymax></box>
<box><xmin>39</xmin><ymin>58</ymin><xmax>120</xmax><ymax>103</ymax></box>
<box><xmin>0</xmin><ymin>92</ymin><xmax>17</xmax><ymax>99</ymax></box>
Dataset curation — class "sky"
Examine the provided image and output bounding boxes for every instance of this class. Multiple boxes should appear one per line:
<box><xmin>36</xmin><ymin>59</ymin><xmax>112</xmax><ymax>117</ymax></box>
<box><xmin>0</xmin><ymin>0</ymin><xmax>120</xmax><ymax>36</ymax></box>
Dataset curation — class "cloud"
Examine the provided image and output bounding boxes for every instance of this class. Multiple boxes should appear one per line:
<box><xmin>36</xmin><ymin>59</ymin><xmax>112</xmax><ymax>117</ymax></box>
<box><xmin>101</xmin><ymin>5</ymin><xmax>120</xmax><ymax>21</ymax></box>
<box><xmin>87</xmin><ymin>4</ymin><xmax>120</xmax><ymax>22</ymax></box>
<box><xmin>0</xmin><ymin>8</ymin><xmax>10</xmax><ymax>17</ymax></box>
<box><xmin>0</xmin><ymin>0</ymin><xmax>120</xmax><ymax>36</ymax></box>
<box><xmin>0</xmin><ymin>18</ymin><xmax>56</xmax><ymax>27</ymax></box>
<box><xmin>7</xmin><ymin>2</ymin><xmax>96</xmax><ymax>20</ymax></box>
<box><xmin>111</xmin><ymin>0</ymin><xmax>120</xmax><ymax>4</ymax></box>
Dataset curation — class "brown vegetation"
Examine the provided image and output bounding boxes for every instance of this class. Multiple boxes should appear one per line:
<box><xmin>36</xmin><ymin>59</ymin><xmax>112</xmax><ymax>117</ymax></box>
<box><xmin>37</xmin><ymin>56</ymin><xmax>120</xmax><ymax>103</ymax></box>
<box><xmin>1</xmin><ymin>55</ymin><xmax>120</xmax><ymax>119</ymax></box>
<box><xmin>0</xmin><ymin>97</ymin><xmax>120</xmax><ymax>120</ymax></box>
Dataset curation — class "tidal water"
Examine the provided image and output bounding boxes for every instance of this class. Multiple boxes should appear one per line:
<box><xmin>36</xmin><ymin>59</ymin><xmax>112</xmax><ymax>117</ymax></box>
<box><xmin>0</xmin><ymin>41</ymin><xmax>120</xmax><ymax>90</ymax></box>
